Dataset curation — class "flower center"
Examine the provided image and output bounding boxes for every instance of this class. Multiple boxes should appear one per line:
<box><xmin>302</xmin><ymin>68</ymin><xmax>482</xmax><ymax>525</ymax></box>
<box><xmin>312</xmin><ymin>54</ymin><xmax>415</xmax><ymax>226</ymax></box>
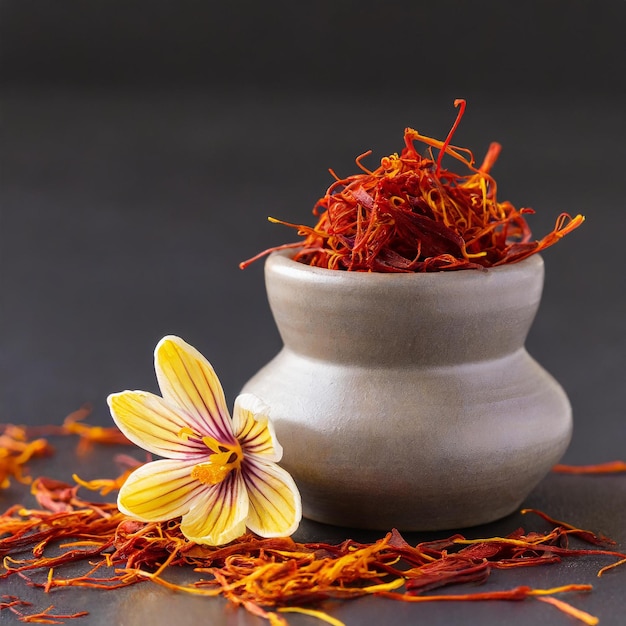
<box><xmin>178</xmin><ymin>427</ymin><xmax>242</xmax><ymax>486</ymax></box>
<box><xmin>191</xmin><ymin>448</ymin><xmax>241</xmax><ymax>485</ymax></box>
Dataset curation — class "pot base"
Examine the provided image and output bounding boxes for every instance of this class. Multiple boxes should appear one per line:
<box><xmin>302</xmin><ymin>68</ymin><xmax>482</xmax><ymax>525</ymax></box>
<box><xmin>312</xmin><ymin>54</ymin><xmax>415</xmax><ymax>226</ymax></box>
<box><xmin>243</xmin><ymin>349</ymin><xmax>571</xmax><ymax>532</ymax></box>
<box><xmin>296</xmin><ymin>460</ymin><xmax>538</xmax><ymax>531</ymax></box>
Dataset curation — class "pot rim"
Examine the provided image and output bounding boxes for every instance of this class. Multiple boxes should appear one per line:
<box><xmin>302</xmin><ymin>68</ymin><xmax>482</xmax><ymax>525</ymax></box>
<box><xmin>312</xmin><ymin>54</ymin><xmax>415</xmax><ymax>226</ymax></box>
<box><xmin>266</xmin><ymin>248</ymin><xmax>544</xmax><ymax>284</ymax></box>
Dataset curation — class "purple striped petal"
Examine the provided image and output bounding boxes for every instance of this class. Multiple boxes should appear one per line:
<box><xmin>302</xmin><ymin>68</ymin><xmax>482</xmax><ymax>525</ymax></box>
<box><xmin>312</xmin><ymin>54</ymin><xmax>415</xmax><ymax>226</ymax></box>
<box><xmin>242</xmin><ymin>456</ymin><xmax>301</xmax><ymax>538</ymax></box>
<box><xmin>108</xmin><ymin>391</ymin><xmax>207</xmax><ymax>459</ymax></box>
<box><xmin>154</xmin><ymin>336</ymin><xmax>235</xmax><ymax>444</ymax></box>
<box><xmin>117</xmin><ymin>458</ymin><xmax>203</xmax><ymax>521</ymax></box>
<box><xmin>180</xmin><ymin>471</ymin><xmax>249</xmax><ymax>545</ymax></box>
<box><xmin>232</xmin><ymin>393</ymin><xmax>283</xmax><ymax>462</ymax></box>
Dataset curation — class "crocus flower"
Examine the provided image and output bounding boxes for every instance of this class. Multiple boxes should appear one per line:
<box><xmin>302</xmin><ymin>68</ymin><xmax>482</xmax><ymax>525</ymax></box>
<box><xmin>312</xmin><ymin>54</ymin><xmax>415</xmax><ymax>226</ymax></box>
<box><xmin>107</xmin><ymin>335</ymin><xmax>301</xmax><ymax>546</ymax></box>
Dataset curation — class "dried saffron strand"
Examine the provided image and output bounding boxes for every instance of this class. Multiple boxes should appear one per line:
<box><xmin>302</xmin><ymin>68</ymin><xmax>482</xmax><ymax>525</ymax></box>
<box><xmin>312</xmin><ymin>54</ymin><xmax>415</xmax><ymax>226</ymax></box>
<box><xmin>0</xmin><ymin>426</ymin><xmax>53</xmax><ymax>488</ymax></box>
<box><xmin>278</xmin><ymin>607</ymin><xmax>347</xmax><ymax>626</ymax></box>
<box><xmin>380</xmin><ymin>583</ymin><xmax>592</xmax><ymax>602</ymax></box>
<box><xmin>241</xmin><ymin>100</ymin><xmax>584</xmax><ymax>272</ymax></box>
<box><xmin>9</xmin><ymin>604</ymin><xmax>90</xmax><ymax>624</ymax></box>
<box><xmin>536</xmin><ymin>596</ymin><xmax>599</xmax><ymax>626</ymax></box>
<box><xmin>1</xmin><ymin>596</ymin><xmax>29</xmax><ymax>609</ymax></box>
<box><xmin>1</xmin><ymin>596</ymin><xmax>34</xmax><ymax>619</ymax></box>
<box><xmin>72</xmin><ymin>469</ymin><xmax>136</xmax><ymax>496</ymax></box>
<box><xmin>58</xmin><ymin>404</ymin><xmax>132</xmax><ymax>453</ymax></box>
<box><xmin>521</xmin><ymin>508</ymin><xmax>614</xmax><ymax>545</ymax></box>
<box><xmin>380</xmin><ymin>585</ymin><xmax>600</xmax><ymax>626</ymax></box>
<box><xmin>597</xmin><ymin>557</ymin><xmax>626</xmax><ymax>577</ymax></box>
<box><xmin>450</xmin><ymin>536</ymin><xmax>626</xmax><ymax>563</ymax></box>
<box><xmin>20</xmin><ymin>405</ymin><xmax>132</xmax><ymax>453</ymax></box>
<box><xmin>552</xmin><ymin>461</ymin><xmax>626</xmax><ymax>474</ymax></box>
<box><xmin>1</xmin><ymin>596</ymin><xmax>89</xmax><ymax>624</ymax></box>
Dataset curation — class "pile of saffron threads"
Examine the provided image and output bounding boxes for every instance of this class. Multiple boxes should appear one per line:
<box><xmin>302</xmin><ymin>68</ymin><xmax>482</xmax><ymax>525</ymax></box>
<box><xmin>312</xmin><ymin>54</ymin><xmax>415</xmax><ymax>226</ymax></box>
<box><xmin>1</xmin><ymin>421</ymin><xmax>625</xmax><ymax>626</ymax></box>
<box><xmin>240</xmin><ymin>99</ymin><xmax>584</xmax><ymax>272</ymax></box>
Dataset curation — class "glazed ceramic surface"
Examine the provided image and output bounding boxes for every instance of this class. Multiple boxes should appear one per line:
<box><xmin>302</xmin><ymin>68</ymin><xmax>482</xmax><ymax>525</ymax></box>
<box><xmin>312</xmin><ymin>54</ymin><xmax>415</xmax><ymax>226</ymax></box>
<box><xmin>242</xmin><ymin>250</ymin><xmax>572</xmax><ymax>531</ymax></box>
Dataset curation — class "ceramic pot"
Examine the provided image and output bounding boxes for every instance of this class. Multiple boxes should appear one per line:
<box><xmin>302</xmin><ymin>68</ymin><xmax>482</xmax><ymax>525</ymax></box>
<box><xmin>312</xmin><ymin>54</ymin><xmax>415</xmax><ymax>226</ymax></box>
<box><xmin>242</xmin><ymin>250</ymin><xmax>572</xmax><ymax>531</ymax></box>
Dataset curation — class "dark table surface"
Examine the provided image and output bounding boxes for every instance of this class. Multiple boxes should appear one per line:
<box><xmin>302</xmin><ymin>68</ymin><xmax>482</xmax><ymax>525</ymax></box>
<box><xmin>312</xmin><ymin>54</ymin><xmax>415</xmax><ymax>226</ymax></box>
<box><xmin>1</xmin><ymin>89</ymin><xmax>625</xmax><ymax>625</ymax></box>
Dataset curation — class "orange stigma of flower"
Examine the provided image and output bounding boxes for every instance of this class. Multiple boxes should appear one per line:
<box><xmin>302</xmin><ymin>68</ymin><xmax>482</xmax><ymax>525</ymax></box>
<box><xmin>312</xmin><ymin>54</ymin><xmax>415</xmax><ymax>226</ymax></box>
<box><xmin>178</xmin><ymin>427</ymin><xmax>242</xmax><ymax>485</ymax></box>
<box><xmin>191</xmin><ymin>449</ymin><xmax>242</xmax><ymax>485</ymax></box>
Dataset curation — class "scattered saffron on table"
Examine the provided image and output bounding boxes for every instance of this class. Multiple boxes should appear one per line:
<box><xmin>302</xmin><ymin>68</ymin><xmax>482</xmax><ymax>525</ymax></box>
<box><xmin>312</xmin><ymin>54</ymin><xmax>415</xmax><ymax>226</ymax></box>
<box><xmin>2</xmin><ymin>427</ymin><xmax>625</xmax><ymax>625</ymax></box>
<box><xmin>1</xmin><ymin>476</ymin><xmax>625</xmax><ymax>625</ymax></box>
<box><xmin>241</xmin><ymin>100</ymin><xmax>584</xmax><ymax>272</ymax></box>
<box><xmin>1</xmin><ymin>407</ymin><xmax>132</xmax><ymax>491</ymax></box>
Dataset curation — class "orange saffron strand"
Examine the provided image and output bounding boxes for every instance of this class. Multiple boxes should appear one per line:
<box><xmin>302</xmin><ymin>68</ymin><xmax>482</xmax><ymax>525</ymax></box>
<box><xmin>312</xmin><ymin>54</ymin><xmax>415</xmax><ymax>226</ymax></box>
<box><xmin>60</xmin><ymin>404</ymin><xmax>132</xmax><ymax>454</ymax></box>
<box><xmin>552</xmin><ymin>461</ymin><xmax>626</xmax><ymax>474</ymax></box>
<box><xmin>435</xmin><ymin>98</ymin><xmax>467</xmax><ymax>175</ymax></box>
<box><xmin>10</xmin><ymin>604</ymin><xmax>90</xmax><ymax>624</ymax></box>
<box><xmin>379</xmin><ymin>583</ymin><xmax>592</xmax><ymax>603</ymax></box>
<box><xmin>72</xmin><ymin>470</ymin><xmax>136</xmax><ymax>496</ymax></box>
<box><xmin>598</xmin><ymin>557</ymin><xmax>626</xmax><ymax>577</ymax></box>
<box><xmin>521</xmin><ymin>508</ymin><xmax>615</xmax><ymax>545</ymax></box>
<box><xmin>278</xmin><ymin>607</ymin><xmax>346</xmax><ymax>626</ymax></box>
<box><xmin>0</xmin><ymin>426</ymin><xmax>53</xmax><ymax>489</ymax></box>
<box><xmin>536</xmin><ymin>596</ymin><xmax>599</xmax><ymax>626</ymax></box>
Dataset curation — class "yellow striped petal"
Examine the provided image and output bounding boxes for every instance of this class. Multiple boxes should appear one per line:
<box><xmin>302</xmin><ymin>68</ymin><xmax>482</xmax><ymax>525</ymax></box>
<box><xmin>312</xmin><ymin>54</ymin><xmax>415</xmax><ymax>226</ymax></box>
<box><xmin>242</xmin><ymin>457</ymin><xmax>302</xmax><ymax>538</ymax></box>
<box><xmin>180</xmin><ymin>472</ymin><xmax>249</xmax><ymax>545</ymax></box>
<box><xmin>232</xmin><ymin>393</ymin><xmax>282</xmax><ymax>462</ymax></box>
<box><xmin>117</xmin><ymin>458</ymin><xmax>201</xmax><ymax>521</ymax></box>
<box><xmin>108</xmin><ymin>391</ymin><xmax>207</xmax><ymax>459</ymax></box>
<box><xmin>154</xmin><ymin>336</ymin><xmax>235</xmax><ymax>444</ymax></box>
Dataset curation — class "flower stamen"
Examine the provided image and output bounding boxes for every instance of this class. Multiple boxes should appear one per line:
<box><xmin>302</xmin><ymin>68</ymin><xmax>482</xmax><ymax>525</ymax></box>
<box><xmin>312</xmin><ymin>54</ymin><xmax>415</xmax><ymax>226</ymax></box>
<box><xmin>201</xmin><ymin>436</ymin><xmax>229</xmax><ymax>454</ymax></box>
<box><xmin>178</xmin><ymin>428</ymin><xmax>226</xmax><ymax>453</ymax></box>
<box><xmin>177</xmin><ymin>427</ymin><xmax>204</xmax><ymax>446</ymax></box>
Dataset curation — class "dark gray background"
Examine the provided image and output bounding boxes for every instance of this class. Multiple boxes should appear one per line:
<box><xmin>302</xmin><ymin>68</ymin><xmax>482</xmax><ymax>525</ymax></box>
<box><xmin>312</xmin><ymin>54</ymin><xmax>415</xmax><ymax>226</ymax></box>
<box><xmin>1</xmin><ymin>2</ymin><xmax>625</xmax><ymax>625</ymax></box>
<box><xmin>1</xmin><ymin>1</ymin><xmax>624</xmax><ymax>95</ymax></box>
